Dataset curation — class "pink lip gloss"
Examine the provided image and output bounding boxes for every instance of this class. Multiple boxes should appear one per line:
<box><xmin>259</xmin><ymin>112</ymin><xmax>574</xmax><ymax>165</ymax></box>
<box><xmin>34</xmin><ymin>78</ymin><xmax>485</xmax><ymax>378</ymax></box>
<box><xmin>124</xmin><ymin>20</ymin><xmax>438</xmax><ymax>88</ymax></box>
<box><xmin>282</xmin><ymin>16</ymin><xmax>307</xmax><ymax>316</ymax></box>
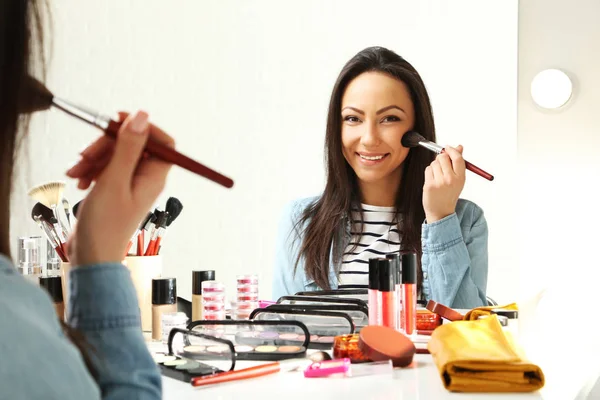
<box><xmin>368</xmin><ymin>258</ymin><xmax>380</xmax><ymax>326</ymax></box>
<box><xmin>401</xmin><ymin>253</ymin><xmax>417</xmax><ymax>335</ymax></box>
<box><xmin>378</xmin><ymin>258</ymin><xmax>395</xmax><ymax>329</ymax></box>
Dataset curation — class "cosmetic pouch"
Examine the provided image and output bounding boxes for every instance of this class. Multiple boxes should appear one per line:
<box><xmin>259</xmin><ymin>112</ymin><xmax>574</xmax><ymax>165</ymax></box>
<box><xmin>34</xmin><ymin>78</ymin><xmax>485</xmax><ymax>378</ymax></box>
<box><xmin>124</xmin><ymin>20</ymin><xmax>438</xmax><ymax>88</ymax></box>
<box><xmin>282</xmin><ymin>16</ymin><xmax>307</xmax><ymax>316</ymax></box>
<box><xmin>249</xmin><ymin>308</ymin><xmax>354</xmax><ymax>349</ymax></box>
<box><xmin>186</xmin><ymin>320</ymin><xmax>309</xmax><ymax>361</ymax></box>
<box><xmin>427</xmin><ymin>315</ymin><xmax>544</xmax><ymax>393</ymax></box>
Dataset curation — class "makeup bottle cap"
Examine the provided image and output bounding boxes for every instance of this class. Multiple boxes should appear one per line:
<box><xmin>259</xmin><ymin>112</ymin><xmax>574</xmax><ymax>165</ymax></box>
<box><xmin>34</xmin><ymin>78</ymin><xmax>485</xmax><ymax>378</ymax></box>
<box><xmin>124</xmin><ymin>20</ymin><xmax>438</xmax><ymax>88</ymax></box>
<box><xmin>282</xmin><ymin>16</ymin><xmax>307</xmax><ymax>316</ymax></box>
<box><xmin>192</xmin><ymin>270</ymin><xmax>215</xmax><ymax>295</ymax></box>
<box><xmin>385</xmin><ymin>253</ymin><xmax>401</xmax><ymax>285</ymax></box>
<box><xmin>39</xmin><ymin>276</ymin><xmax>63</xmax><ymax>303</ymax></box>
<box><xmin>368</xmin><ymin>258</ymin><xmax>379</xmax><ymax>290</ymax></box>
<box><xmin>490</xmin><ymin>309</ymin><xmax>519</xmax><ymax>319</ymax></box>
<box><xmin>152</xmin><ymin>277</ymin><xmax>177</xmax><ymax>305</ymax></box>
<box><xmin>358</xmin><ymin>325</ymin><xmax>416</xmax><ymax>367</ymax></box>
<box><xmin>377</xmin><ymin>259</ymin><xmax>394</xmax><ymax>292</ymax></box>
<box><xmin>401</xmin><ymin>253</ymin><xmax>417</xmax><ymax>284</ymax></box>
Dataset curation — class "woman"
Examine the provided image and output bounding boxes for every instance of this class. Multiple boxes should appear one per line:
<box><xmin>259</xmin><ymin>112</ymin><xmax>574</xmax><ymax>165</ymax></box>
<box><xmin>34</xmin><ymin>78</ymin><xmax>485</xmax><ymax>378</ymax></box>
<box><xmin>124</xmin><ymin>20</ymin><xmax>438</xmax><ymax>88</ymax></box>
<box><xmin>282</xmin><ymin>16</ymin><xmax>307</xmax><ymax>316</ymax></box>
<box><xmin>1</xmin><ymin>1</ymin><xmax>171</xmax><ymax>398</ymax></box>
<box><xmin>272</xmin><ymin>47</ymin><xmax>488</xmax><ymax>309</ymax></box>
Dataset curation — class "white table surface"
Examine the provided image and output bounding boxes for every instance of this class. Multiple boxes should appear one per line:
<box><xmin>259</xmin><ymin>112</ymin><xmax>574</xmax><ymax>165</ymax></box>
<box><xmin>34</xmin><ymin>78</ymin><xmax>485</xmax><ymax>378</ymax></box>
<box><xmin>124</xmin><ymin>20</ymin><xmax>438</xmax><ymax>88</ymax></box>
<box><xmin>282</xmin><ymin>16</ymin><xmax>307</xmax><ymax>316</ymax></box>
<box><xmin>159</xmin><ymin>354</ymin><xmax>546</xmax><ymax>400</ymax></box>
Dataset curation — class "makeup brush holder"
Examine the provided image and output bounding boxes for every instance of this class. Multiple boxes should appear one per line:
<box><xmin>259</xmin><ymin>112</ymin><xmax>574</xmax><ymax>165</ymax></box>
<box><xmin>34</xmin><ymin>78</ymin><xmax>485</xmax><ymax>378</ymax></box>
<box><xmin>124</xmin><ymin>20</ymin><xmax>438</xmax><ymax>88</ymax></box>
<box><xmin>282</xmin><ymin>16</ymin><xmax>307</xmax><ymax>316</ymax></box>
<box><xmin>123</xmin><ymin>255</ymin><xmax>163</xmax><ymax>332</ymax></box>
<box><xmin>60</xmin><ymin>261</ymin><xmax>71</xmax><ymax>317</ymax></box>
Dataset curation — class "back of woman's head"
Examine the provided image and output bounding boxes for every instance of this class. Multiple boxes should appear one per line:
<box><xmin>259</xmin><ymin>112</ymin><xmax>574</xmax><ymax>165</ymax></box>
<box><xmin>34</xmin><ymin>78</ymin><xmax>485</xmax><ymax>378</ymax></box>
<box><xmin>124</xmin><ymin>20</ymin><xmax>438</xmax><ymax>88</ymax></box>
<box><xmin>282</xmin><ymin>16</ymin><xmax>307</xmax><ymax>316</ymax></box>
<box><xmin>0</xmin><ymin>0</ymin><xmax>46</xmax><ymax>257</ymax></box>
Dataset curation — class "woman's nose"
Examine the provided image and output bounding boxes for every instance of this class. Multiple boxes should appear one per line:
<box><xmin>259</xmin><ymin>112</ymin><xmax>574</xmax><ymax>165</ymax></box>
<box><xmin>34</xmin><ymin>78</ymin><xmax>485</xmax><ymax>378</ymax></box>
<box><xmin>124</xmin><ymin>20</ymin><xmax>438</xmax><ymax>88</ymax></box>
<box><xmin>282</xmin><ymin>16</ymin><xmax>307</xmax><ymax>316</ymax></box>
<box><xmin>360</xmin><ymin>121</ymin><xmax>381</xmax><ymax>148</ymax></box>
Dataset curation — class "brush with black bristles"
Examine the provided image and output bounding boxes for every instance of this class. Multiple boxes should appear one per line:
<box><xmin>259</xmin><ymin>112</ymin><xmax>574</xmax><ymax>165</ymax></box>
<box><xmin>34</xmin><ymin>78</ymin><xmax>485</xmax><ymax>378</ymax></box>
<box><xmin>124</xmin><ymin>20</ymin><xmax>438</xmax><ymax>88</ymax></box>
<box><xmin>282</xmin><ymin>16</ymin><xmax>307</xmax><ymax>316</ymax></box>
<box><xmin>165</xmin><ymin>197</ymin><xmax>183</xmax><ymax>227</ymax></box>
<box><xmin>401</xmin><ymin>130</ymin><xmax>494</xmax><ymax>181</ymax></box>
<box><xmin>20</xmin><ymin>76</ymin><xmax>234</xmax><ymax>188</ymax></box>
<box><xmin>28</xmin><ymin>181</ymin><xmax>71</xmax><ymax>238</ymax></box>
<box><xmin>31</xmin><ymin>203</ymin><xmax>68</xmax><ymax>262</ymax></box>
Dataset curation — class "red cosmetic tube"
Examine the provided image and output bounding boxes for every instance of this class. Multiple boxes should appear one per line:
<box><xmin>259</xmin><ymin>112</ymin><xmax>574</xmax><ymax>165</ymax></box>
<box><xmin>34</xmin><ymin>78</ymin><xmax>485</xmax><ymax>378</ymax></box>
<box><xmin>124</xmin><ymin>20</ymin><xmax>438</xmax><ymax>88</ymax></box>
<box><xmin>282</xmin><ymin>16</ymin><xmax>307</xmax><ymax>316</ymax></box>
<box><xmin>401</xmin><ymin>253</ymin><xmax>417</xmax><ymax>335</ymax></box>
<box><xmin>368</xmin><ymin>258</ymin><xmax>380</xmax><ymax>326</ymax></box>
<box><xmin>378</xmin><ymin>259</ymin><xmax>395</xmax><ymax>329</ymax></box>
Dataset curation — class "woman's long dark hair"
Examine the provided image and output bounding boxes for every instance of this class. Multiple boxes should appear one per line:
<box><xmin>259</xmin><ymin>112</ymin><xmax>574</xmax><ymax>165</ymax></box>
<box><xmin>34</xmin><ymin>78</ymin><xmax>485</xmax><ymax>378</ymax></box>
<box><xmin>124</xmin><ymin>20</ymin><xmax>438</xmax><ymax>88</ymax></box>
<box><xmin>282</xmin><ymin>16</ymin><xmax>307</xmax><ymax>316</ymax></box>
<box><xmin>295</xmin><ymin>46</ymin><xmax>436</xmax><ymax>292</ymax></box>
<box><xmin>1</xmin><ymin>0</ymin><xmax>97</xmax><ymax>381</ymax></box>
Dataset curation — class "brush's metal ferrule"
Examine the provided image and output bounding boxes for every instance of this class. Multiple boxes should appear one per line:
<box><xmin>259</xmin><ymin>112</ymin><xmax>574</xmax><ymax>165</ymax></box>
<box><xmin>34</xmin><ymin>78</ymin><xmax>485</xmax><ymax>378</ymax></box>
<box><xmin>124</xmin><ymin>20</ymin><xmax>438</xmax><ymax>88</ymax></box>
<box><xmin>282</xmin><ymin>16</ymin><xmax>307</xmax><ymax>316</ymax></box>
<box><xmin>420</xmin><ymin>141</ymin><xmax>444</xmax><ymax>154</ymax></box>
<box><xmin>52</xmin><ymin>97</ymin><xmax>112</xmax><ymax>130</ymax></box>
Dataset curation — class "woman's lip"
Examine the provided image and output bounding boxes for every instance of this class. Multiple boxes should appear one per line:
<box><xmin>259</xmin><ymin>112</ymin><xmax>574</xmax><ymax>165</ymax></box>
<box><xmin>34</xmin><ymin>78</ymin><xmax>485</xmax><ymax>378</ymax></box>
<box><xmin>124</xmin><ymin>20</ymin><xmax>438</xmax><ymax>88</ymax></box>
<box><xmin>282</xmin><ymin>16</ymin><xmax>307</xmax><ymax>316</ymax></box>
<box><xmin>356</xmin><ymin>153</ymin><xmax>389</xmax><ymax>165</ymax></box>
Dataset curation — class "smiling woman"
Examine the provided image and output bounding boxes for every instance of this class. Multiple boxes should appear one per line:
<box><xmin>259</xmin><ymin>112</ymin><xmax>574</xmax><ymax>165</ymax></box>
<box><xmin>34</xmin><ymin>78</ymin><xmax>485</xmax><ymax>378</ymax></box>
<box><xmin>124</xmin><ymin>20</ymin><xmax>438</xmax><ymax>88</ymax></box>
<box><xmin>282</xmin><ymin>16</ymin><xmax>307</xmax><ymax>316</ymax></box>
<box><xmin>272</xmin><ymin>46</ymin><xmax>489</xmax><ymax>309</ymax></box>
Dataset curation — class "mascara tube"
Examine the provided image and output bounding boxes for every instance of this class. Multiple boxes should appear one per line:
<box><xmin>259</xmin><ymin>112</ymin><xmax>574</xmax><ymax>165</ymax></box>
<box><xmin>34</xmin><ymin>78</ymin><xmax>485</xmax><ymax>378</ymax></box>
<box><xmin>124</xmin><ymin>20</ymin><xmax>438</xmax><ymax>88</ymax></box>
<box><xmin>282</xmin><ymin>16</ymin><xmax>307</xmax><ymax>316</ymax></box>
<box><xmin>368</xmin><ymin>258</ymin><xmax>380</xmax><ymax>326</ymax></box>
<box><xmin>378</xmin><ymin>258</ymin><xmax>395</xmax><ymax>329</ymax></box>
<box><xmin>401</xmin><ymin>253</ymin><xmax>417</xmax><ymax>335</ymax></box>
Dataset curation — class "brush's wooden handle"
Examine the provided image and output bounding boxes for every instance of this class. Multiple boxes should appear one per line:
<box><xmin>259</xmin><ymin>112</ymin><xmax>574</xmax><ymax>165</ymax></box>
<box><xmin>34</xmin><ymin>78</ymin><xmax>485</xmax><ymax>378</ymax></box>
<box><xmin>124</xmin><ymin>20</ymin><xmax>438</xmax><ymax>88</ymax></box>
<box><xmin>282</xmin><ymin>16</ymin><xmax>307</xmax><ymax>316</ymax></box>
<box><xmin>191</xmin><ymin>362</ymin><xmax>281</xmax><ymax>387</ymax></box>
<box><xmin>464</xmin><ymin>160</ymin><xmax>494</xmax><ymax>181</ymax></box>
<box><xmin>106</xmin><ymin>120</ymin><xmax>234</xmax><ymax>188</ymax></box>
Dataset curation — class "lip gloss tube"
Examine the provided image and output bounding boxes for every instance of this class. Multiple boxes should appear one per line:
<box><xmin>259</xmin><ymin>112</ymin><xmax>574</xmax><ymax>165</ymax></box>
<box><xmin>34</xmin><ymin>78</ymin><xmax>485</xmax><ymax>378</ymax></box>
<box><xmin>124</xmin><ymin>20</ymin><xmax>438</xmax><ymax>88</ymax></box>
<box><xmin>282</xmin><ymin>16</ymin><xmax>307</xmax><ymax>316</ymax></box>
<box><xmin>401</xmin><ymin>253</ymin><xmax>417</xmax><ymax>335</ymax></box>
<box><xmin>368</xmin><ymin>258</ymin><xmax>380</xmax><ymax>326</ymax></box>
<box><xmin>378</xmin><ymin>259</ymin><xmax>395</xmax><ymax>329</ymax></box>
<box><xmin>386</xmin><ymin>253</ymin><xmax>402</xmax><ymax>332</ymax></box>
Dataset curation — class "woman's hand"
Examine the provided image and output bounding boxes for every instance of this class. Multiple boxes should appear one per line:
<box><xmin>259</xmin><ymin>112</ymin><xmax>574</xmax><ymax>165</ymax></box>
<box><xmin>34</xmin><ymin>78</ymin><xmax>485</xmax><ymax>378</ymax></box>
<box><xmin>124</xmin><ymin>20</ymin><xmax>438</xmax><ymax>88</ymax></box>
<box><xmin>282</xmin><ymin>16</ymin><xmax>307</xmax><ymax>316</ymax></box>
<box><xmin>65</xmin><ymin>111</ymin><xmax>174</xmax><ymax>266</ymax></box>
<box><xmin>422</xmin><ymin>145</ymin><xmax>466</xmax><ymax>223</ymax></box>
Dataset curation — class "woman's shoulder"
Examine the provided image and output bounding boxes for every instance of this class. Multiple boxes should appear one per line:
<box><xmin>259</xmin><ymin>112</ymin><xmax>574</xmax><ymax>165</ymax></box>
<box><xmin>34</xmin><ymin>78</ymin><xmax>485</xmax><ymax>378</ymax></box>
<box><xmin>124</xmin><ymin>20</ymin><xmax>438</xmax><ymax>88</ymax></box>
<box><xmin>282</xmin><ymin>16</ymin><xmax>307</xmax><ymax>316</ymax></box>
<box><xmin>281</xmin><ymin>195</ymin><xmax>320</xmax><ymax>221</ymax></box>
<box><xmin>455</xmin><ymin>198</ymin><xmax>486</xmax><ymax>226</ymax></box>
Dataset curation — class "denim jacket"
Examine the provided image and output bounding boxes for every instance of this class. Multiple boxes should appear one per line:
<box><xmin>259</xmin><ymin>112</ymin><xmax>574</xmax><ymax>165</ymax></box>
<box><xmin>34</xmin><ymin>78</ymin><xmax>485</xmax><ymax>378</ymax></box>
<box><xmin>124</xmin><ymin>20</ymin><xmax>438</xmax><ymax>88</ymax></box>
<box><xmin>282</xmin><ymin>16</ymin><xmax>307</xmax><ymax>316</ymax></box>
<box><xmin>0</xmin><ymin>254</ymin><xmax>161</xmax><ymax>400</ymax></box>
<box><xmin>272</xmin><ymin>196</ymin><xmax>488</xmax><ymax>309</ymax></box>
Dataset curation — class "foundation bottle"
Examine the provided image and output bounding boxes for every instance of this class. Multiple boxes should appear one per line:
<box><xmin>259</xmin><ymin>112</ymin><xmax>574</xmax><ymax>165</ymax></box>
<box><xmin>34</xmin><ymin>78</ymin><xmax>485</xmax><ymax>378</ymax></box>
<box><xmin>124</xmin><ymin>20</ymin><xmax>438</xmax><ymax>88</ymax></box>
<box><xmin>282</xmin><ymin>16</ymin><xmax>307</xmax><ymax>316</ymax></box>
<box><xmin>39</xmin><ymin>276</ymin><xmax>64</xmax><ymax>321</ymax></box>
<box><xmin>152</xmin><ymin>277</ymin><xmax>177</xmax><ymax>341</ymax></box>
<box><xmin>192</xmin><ymin>270</ymin><xmax>215</xmax><ymax>322</ymax></box>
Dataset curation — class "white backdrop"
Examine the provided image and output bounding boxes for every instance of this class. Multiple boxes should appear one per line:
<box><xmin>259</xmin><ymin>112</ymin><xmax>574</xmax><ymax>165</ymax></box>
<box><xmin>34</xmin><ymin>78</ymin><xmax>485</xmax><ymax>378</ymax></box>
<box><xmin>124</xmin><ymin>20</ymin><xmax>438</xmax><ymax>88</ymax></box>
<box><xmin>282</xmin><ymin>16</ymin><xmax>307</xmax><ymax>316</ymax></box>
<box><xmin>11</xmin><ymin>0</ymin><xmax>518</xmax><ymax>303</ymax></box>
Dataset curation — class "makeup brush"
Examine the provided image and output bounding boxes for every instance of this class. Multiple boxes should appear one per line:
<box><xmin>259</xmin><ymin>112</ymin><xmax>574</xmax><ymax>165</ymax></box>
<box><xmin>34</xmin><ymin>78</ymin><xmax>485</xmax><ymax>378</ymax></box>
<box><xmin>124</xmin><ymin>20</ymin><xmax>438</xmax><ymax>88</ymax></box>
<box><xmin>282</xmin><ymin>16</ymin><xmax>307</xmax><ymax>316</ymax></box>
<box><xmin>31</xmin><ymin>204</ymin><xmax>67</xmax><ymax>261</ymax></box>
<box><xmin>401</xmin><ymin>131</ymin><xmax>494</xmax><ymax>181</ymax></box>
<box><xmin>21</xmin><ymin>76</ymin><xmax>234</xmax><ymax>189</ymax></box>
<box><xmin>165</xmin><ymin>197</ymin><xmax>183</xmax><ymax>227</ymax></box>
<box><xmin>145</xmin><ymin>211</ymin><xmax>168</xmax><ymax>256</ymax></box>
<box><xmin>72</xmin><ymin>200</ymin><xmax>83</xmax><ymax>219</ymax></box>
<box><xmin>28</xmin><ymin>181</ymin><xmax>71</xmax><ymax>238</ymax></box>
<box><xmin>62</xmin><ymin>198</ymin><xmax>72</xmax><ymax>229</ymax></box>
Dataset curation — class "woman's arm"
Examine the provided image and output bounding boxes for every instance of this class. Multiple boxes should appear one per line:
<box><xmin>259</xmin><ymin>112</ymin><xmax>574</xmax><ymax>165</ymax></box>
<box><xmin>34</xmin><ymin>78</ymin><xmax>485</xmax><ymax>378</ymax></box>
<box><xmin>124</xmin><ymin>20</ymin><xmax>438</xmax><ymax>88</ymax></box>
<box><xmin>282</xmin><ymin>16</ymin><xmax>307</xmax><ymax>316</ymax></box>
<box><xmin>68</xmin><ymin>263</ymin><xmax>161</xmax><ymax>400</ymax></box>
<box><xmin>272</xmin><ymin>200</ymin><xmax>310</xmax><ymax>300</ymax></box>
<box><xmin>421</xmin><ymin>203</ymin><xmax>488</xmax><ymax>309</ymax></box>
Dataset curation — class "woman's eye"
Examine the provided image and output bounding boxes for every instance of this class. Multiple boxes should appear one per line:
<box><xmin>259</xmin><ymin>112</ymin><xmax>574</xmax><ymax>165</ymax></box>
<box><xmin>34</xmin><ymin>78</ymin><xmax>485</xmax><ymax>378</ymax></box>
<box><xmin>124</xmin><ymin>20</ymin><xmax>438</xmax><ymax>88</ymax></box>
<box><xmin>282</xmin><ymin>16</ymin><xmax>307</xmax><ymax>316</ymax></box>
<box><xmin>343</xmin><ymin>116</ymin><xmax>361</xmax><ymax>123</ymax></box>
<box><xmin>382</xmin><ymin>115</ymin><xmax>401</xmax><ymax>123</ymax></box>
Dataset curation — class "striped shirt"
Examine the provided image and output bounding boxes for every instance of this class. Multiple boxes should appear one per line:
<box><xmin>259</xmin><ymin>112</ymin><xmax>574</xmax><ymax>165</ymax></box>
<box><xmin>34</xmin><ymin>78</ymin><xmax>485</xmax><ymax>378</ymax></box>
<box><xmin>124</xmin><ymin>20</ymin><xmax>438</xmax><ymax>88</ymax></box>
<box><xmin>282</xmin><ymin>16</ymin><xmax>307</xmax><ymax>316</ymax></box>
<box><xmin>338</xmin><ymin>204</ymin><xmax>401</xmax><ymax>289</ymax></box>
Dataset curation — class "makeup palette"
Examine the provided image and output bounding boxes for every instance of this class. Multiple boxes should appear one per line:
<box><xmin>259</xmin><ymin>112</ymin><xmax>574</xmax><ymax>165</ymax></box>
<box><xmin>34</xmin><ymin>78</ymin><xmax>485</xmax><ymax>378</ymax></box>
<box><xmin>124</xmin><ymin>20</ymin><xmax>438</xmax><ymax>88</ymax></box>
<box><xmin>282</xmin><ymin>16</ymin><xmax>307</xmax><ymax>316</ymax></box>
<box><xmin>249</xmin><ymin>308</ymin><xmax>355</xmax><ymax>350</ymax></box>
<box><xmin>157</xmin><ymin>328</ymin><xmax>236</xmax><ymax>382</ymax></box>
<box><xmin>265</xmin><ymin>303</ymin><xmax>369</xmax><ymax>332</ymax></box>
<box><xmin>187</xmin><ymin>320</ymin><xmax>310</xmax><ymax>361</ymax></box>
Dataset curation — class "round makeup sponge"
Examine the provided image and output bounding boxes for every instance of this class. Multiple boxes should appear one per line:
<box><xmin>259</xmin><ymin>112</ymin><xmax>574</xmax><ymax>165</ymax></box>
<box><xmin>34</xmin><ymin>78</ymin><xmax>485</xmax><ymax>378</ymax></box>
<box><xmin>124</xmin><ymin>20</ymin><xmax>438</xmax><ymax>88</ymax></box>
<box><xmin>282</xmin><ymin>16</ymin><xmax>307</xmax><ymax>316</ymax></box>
<box><xmin>358</xmin><ymin>326</ymin><xmax>416</xmax><ymax>367</ymax></box>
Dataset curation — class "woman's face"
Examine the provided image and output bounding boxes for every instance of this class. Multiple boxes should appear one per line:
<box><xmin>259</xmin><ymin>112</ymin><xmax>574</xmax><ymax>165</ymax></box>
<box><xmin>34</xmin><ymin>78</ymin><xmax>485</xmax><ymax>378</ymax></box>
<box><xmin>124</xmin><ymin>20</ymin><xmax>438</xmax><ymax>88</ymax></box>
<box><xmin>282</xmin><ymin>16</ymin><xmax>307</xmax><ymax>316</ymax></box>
<box><xmin>341</xmin><ymin>71</ymin><xmax>415</xmax><ymax>190</ymax></box>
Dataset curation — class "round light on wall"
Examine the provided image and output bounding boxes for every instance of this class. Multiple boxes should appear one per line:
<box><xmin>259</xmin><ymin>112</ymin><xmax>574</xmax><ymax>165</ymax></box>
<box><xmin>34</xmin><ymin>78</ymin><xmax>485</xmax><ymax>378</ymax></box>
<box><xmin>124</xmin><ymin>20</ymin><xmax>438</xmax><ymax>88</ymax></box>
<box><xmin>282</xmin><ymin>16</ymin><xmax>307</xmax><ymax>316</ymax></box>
<box><xmin>530</xmin><ymin>69</ymin><xmax>573</xmax><ymax>109</ymax></box>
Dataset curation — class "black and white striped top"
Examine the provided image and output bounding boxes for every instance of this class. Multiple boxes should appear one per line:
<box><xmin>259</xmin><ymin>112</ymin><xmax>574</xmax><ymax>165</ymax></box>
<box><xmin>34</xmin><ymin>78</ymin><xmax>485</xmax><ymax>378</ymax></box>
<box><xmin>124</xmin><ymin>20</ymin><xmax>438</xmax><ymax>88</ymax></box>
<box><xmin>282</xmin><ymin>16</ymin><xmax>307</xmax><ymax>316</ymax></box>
<box><xmin>338</xmin><ymin>204</ymin><xmax>401</xmax><ymax>289</ymax></box>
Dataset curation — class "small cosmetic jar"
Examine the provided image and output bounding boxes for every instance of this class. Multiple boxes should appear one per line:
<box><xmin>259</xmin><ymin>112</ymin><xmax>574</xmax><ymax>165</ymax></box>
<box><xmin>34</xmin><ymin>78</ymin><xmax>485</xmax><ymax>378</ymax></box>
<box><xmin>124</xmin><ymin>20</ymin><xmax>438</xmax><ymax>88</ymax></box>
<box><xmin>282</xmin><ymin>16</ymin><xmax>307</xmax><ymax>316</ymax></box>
<box><xmin>416</xmin><ymin>309</ymin><xmax>442</xmax><ymax>331</ymax></box>
<box><xmin>333</xmin><ymin>334</ymin><xmax>371</xmax><ymax>363</ymax></box>
<box><xmin>161</xmin><ymin>312</ymin><xmax>188</xmax><ymax>344</ymax></box>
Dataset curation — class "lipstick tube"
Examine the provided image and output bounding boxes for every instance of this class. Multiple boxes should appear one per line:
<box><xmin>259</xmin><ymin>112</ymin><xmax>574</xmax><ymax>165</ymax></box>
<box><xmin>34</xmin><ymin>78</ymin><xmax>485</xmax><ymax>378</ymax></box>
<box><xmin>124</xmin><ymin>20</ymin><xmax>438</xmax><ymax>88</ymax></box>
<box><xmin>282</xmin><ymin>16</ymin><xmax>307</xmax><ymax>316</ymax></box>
<box><xmin>385</xmin><ymin>253</ymin><xmax>402</xmax><ymax>332</ymax></box>
<box><xmin>378</xmin><ymin>259</ymin><xmax>395</xmax><ymax>329</ymax></box>
<box><xmin>368</xmin><ymin>258</ymin><xmax>380</xmax><ymax>326</ymax></box>
<box><xmin>401</xmin><ymin>253</ymin><xmax>417</xmax><ymax>335</ymax></box>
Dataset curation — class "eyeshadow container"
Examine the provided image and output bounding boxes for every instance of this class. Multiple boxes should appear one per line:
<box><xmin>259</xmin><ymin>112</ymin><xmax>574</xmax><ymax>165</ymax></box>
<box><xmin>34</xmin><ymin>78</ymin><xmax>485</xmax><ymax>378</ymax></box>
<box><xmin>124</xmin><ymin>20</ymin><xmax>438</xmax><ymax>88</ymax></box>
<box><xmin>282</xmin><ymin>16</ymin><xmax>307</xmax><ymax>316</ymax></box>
<box><xmin>202</xmin><ymin>281</ymin><xmax>225</xmax><ymax>321</ymax></box>
<box><xmin>188</xmin><ymin>320</ymin><xmax>310</xmax><ymax>361</ymax></box>
<box><xmin>358</xmin><ymin>325</ymin><xmax>416</xmax><ymax>367</ymax></box>
<box><xmin>264</xmin><ymin>303</ymin><xmax>369</xmax><ymax>332</ymax></box>
<box><xmin>401</xmin><ymin>253</ymin><xmax>417</xmax><ymax>335</ymax></box>
<box><xmin>192</xmin><ymin>270</ymin><xmax>215</xmax><ymax>322</ymax></box>
<box><xmin>157</xmin><ymin>327</ymin><xmax>235</xmax><ymax>382</ymax></box>
<box><xmin>378</xmin><ymin>258</ymin><xmax>395</xmax><ymax>329</ymax></box>
<box><xmin>152</xmin><ymin>277</ymin><xmax>177</xmax><ymax>341</ymax></box>
<box><xmin>236</xmin><ymin>274</ymin><xmax>258</xmax><ymax>319</ymax></box>
<box><xmin>231</xmin><ymin>301</ymin><xmax>259</xmax><ymax>320</ymax></box>
<box><xmin>161</xmin><ymin>312</ymin><xmax>188</xmax><ymax>344</ymax></box>
<box><xmin>250</xmin><ymin>308</ymin><xmax>354</xmax><ymax>350</ymax></box>
<box><xmin>39</xmin><ymin>276</ymin><xmax>64</xmax><ymax>320</ymax></box>
<box><xmin>333</xmin><ymin>334</ymin><xmax>370</xmax><ymax>363</ymax></box>
<box><xmin>368</xmin><ymin>258</ymin><xmax>380</xmax><ymax>326</ymax></box>
<box><xmin>425</xmin><ymin>300</ymin><xmax>465</xmax><ymax>322</ymax></box>
<box><xmin>237</xmin><ymin>274</ymin><xmax>258</xmax><ymax>285</ymax></box>
<box><xmin>416</xmin><ymin>309</ymin><xmax>442</xmax><ymax>331</ymax></box>
<box><xmin>385</xmin><ymin>253</ymin><xmax>402</xmax><ymax>332</ymax></box>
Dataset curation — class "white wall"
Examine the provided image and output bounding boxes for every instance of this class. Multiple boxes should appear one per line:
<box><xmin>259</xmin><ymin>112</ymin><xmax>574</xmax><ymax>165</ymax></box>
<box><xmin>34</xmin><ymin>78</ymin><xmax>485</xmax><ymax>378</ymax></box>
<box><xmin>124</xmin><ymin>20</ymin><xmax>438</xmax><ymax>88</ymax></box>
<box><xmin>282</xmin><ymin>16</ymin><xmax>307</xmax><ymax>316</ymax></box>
<box><xmin>517</xmin><ymin>0</ymin><xmax>600</xmax><ymax>398</ymax></box>
<box><xmin>10</xmin><ymin>0</ymin><xmax>518</xmax><ymax>304</ymax></box>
